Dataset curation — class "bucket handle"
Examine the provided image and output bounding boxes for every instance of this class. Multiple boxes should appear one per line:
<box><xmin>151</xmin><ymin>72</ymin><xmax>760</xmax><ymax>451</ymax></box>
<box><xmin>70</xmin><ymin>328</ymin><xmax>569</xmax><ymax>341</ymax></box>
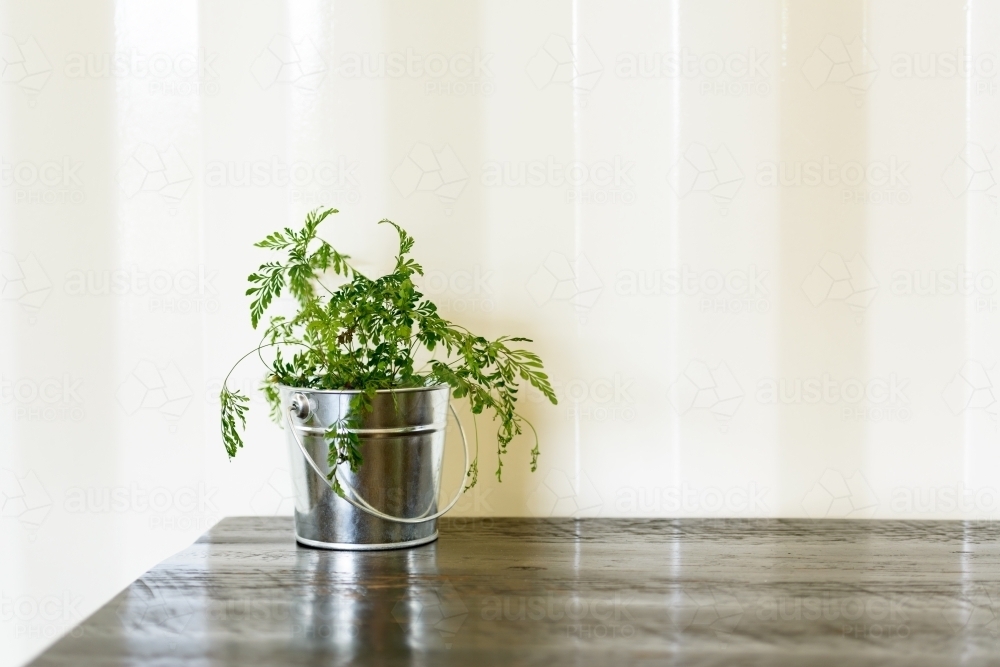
<box><xmin>284</xmin><ymin>395</ymin><xmax>469</xmax><ymax>524</ymax></box>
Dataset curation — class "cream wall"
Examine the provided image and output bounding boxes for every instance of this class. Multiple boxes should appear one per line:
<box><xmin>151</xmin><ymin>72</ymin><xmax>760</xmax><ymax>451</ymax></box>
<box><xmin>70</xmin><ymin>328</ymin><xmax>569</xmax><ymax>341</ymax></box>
<box><xmin>2</xmin><ymin>1</ymin><xmax>998</xmax><ymax>664</ymax></box>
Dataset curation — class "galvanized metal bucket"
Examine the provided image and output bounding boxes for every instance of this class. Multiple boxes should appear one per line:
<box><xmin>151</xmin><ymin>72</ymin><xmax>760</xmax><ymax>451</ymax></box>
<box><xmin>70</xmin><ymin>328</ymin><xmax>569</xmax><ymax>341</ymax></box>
<box><xmin>280</xmin><ymin>385</ymin><xmax>468</xmax><ymax>551</ymax></box>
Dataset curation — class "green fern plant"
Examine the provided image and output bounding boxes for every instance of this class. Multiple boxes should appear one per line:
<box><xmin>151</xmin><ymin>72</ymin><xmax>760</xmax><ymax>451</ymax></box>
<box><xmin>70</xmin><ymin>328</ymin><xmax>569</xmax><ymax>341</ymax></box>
<box><xmin>220</xmin><ymin>207</ymin><xmax>557</xmax><ymax>497</ymax></box>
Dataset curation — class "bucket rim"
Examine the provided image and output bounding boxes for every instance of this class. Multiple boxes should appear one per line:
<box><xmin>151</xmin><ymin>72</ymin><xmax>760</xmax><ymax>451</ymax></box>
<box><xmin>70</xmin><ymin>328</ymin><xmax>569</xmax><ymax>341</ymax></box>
<box><xmin>277</xmin><ymin>383</ymin><xmax>450</xmax><ymax>396</ymax></box>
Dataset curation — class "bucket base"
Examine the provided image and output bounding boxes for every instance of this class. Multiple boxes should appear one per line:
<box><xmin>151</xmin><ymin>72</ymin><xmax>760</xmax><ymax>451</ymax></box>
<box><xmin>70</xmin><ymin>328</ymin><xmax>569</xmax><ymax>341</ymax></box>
<box><xmin>295</xmin><ymin>531</ymin><xmax>439</xmax><ymax>551</ymax></box>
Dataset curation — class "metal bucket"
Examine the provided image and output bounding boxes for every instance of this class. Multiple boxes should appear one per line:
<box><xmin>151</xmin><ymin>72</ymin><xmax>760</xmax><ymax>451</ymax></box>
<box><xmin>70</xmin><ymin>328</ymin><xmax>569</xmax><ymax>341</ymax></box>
<box><xmin>280</xmin><ymin>385</ymin><xmax>468</xmax><ymax>551</ymax></box>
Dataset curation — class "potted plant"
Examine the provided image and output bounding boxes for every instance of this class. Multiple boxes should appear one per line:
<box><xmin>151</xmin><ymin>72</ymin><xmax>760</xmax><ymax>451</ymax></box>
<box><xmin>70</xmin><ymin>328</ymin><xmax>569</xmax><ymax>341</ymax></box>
<box><xmin>220</xmin><ymin>207</ymin><xmax>557</xmax><ymax>549</ymax></box>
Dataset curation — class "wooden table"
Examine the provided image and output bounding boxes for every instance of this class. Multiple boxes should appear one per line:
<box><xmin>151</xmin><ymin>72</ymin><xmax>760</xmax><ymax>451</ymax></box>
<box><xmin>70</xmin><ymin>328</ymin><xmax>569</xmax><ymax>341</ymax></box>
<box><xmin>27</xmin><ymin>517</ymin><xmax>1000</xmax><ymax>666</ymax></box>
